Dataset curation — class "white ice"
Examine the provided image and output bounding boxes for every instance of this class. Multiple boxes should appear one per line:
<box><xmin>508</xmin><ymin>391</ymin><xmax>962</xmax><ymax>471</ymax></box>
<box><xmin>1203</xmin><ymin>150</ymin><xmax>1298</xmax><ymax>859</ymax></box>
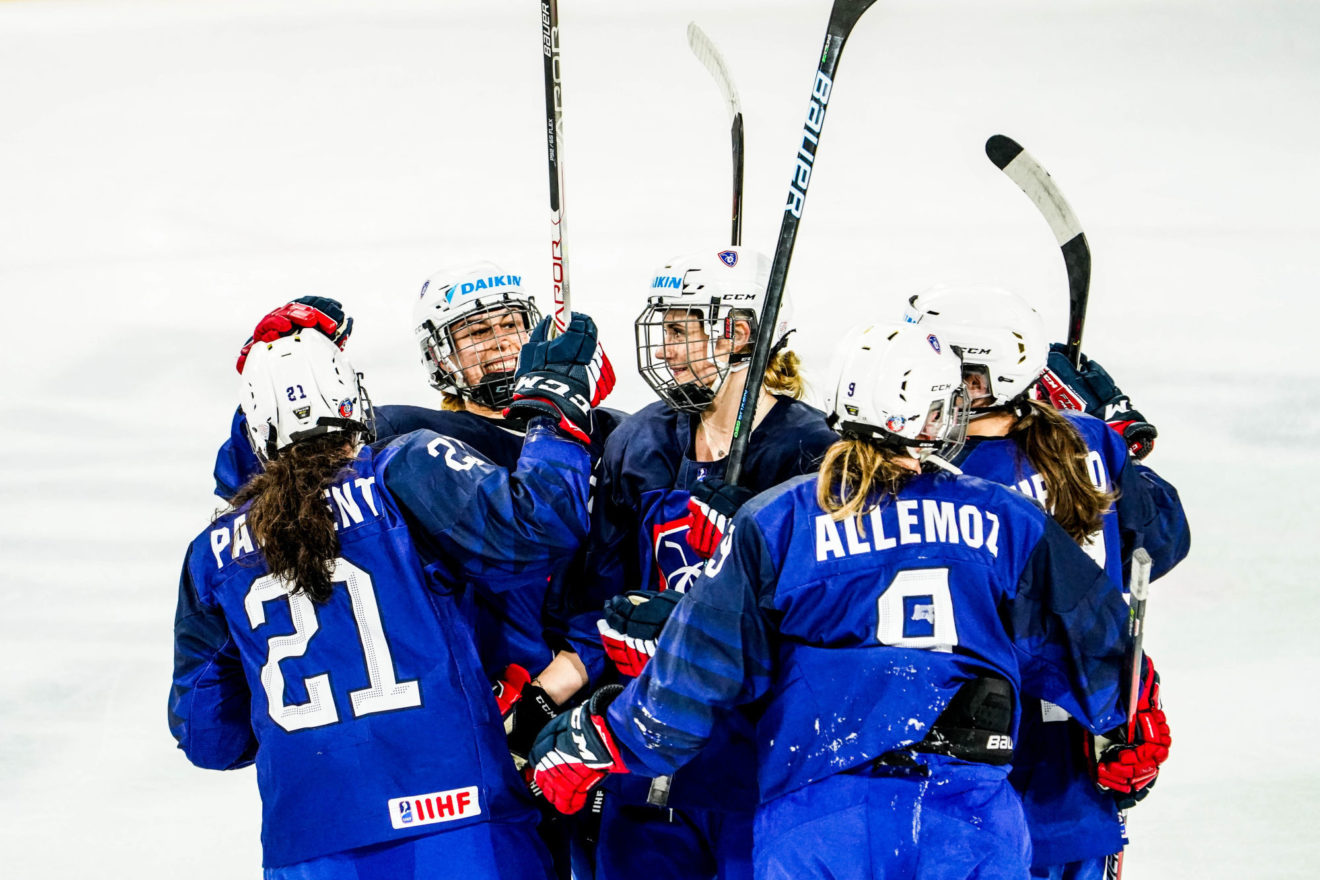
<box><xmin>1</xmin><ymin>0</ymin><xmax>1316</xmax><ymax>877</ymax></box>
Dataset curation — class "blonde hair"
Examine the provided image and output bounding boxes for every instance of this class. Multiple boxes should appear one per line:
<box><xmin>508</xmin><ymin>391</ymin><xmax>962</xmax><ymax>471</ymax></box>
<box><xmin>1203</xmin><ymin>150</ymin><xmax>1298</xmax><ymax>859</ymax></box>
<box><xmin>763</xmin><ymin>349</ymin><xmax>806</xmax><ymax>399</ymax></box>
<box><xmin>441</xmin><ymin>391</ymin><xmax>466</xmax><ymax>412</ymax></box>
<box><xmin>1009</xmin><ymin>400</ymin><xmax>1116</xmax><ymax>544</ymax></box>
<box><xmin>815</xmin><ymin>436</ymin><xmax>917</xmax><ymax>529</ymax></box>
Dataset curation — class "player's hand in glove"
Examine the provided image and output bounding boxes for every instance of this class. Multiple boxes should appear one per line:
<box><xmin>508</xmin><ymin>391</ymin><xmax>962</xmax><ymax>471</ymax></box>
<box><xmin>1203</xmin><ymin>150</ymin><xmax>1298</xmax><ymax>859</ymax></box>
<box><xmin>236</xmin><ymin>296</ymin><xmax>354</xmax><ymax>373</ymax></box>
<box><xmin>1035</xmin><ymin>342</ymin><xmax>1157</xmax><ymax>459</ymax></box>
<box><xmin>1090</xmin><ymin>655</ymin><xmax>1171</xmax><ymax>809</ymax></box>
<box><xmin>492</xmin><ymin>664</ymin><xmax>563</xmax><ymax>770</ymax></box>
<box><xmin>505</xmin><ymin>313</ymin><xmax>615</xmax><ymax>443</ymax></box>
<box><xmin>531</xmin><ymin>685</ymin><xmax>628</xmax><ymax>814</ymax></box>
<box><xmin>686</xmin><ymin>477</ymin><xmax>754</xmax><ymax>560</ymax></box>
<box><xmin>597</xmin><ymin>590</ymin><xmax>682</xmax><ymax>677</ymax></box>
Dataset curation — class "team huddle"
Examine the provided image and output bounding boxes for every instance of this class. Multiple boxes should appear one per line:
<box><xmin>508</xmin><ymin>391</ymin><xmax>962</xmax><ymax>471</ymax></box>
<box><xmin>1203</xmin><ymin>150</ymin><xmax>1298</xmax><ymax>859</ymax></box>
<box><xmin>168</xmin><ymin>250</ymin><xmax>1189</xmax><ymax>880</ymax></box>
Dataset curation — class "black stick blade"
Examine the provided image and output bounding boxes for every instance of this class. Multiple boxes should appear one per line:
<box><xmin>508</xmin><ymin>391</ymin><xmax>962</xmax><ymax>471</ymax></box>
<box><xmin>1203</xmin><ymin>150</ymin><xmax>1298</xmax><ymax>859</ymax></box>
<box><xmin>985</xmin><ymin>134</ymin><xmax>1024</xmax><ymax>171</ymax></box>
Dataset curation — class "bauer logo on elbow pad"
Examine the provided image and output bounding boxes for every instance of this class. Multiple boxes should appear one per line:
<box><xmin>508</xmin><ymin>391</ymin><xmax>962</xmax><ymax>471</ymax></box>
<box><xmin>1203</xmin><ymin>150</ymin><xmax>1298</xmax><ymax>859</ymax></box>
<box><xmin>388</xmin><ymin>786</ymin><xmax>481</xmax><ymax>830</ymax></box>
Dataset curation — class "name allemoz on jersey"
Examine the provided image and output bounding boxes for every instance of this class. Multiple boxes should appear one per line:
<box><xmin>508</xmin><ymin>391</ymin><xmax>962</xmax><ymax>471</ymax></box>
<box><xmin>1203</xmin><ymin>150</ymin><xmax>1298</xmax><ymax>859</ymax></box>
<box><xmin>815</xmin><ymin>500</ymin><xmax>1001</xmax><ymax>561</ymax></box>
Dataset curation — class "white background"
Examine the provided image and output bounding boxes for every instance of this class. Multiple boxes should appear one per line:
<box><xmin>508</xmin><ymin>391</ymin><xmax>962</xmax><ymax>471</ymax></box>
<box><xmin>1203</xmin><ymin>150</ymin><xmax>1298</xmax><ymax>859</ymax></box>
<box><xmin>1</xmin><ymin>0</ymin><xmax>1316</xmax><ymax>876</ymax></box>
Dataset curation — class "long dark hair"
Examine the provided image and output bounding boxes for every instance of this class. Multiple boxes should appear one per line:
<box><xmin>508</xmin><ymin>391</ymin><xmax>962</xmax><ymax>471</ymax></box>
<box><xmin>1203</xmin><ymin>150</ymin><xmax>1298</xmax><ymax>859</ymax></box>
<box><xmin>228</xmin><ymin>433</ymin><xmax>358</xmax><ymax>603</ymax></box>
<box><xmin>1009</xmin><ymin>400</ymin><xmax>1116</xmax><ymax>544</ymax></box>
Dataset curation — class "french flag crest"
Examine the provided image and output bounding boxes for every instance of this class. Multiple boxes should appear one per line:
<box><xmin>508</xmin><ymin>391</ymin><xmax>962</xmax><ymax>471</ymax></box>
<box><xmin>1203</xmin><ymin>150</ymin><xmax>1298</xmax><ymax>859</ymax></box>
<box><xmin>717</xmin><ymin>250</ymin><xmax>738</xmax><ymax>267</ymax></box>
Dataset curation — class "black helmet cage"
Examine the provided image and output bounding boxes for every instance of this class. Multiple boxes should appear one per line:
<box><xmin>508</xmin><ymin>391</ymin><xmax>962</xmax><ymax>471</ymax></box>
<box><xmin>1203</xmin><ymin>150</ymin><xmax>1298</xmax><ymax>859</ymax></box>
<box><xmin>634</xmin><ymin>295</ymin><xmax>761</xmax><ymax>413</ymax></box>
<box><xmin>419</xmin><ymin>293</ymin><xmax>541</xmax><ymax>408</ymax></box>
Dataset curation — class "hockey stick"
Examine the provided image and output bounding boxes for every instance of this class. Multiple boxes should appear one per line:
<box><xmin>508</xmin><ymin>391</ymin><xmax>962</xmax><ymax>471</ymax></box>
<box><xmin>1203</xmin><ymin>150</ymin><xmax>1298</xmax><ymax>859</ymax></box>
<box><xmin>984</xmin><ymin>135</ymin><xmax>1091</xmax><ymax>369</ymax></box>
<box><xmin>687</xmin><ymin>22</ymin><xmax>745</xmax><ymax>246</ymax></box>
<box><xmin>724</xmin><ymin>0</ymin><xmax>879</xmax><ymax>484</ymax></box>
<box><xmin>542</xmin><ymin>0</ymin><xmax>571</xmax><ymax>335</ymax></box>
<box><xmin>1106</xmin><ymin>547</ymin><xmax>1153</xmax><ymax>880</ymax></box>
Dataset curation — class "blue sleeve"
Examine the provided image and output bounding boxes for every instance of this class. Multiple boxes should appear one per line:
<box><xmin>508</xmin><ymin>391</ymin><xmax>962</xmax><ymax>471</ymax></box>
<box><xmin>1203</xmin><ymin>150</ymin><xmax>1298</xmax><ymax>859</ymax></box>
<box><xmin>1114</xmin><ymin>458</ymin><xmax>1190</xmax><ymax>581</ymax></box>
<box><xmin>168</xmin><ymin>555</ymin><xmax>258</xmax><ymax>770</ymax></box>
<box><xmin>384</xmin><ymin>420</ymin><xmax>591</xmax><ymax>592</ymax></box>
<box><xmin>607</xmin><ymin>514</ymin><xmax>775</xmax><ymax>777</ymax></box>
<box><xmin>1010</xmin><ymin>517</ymin><xmax>1130</xmax><ymax>735</ymax></box>
<box><xmin>213</xmin><ymin>408</ymin><xmax>262</xmax><ymax>501</ymax></box>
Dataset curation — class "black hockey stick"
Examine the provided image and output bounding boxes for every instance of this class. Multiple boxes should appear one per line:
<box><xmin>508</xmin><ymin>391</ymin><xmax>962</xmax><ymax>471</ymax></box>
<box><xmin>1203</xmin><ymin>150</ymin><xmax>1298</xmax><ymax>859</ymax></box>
<box><xmin>542</xmin><ymin>0</ymin><xmax>571</xmax><ymax>335</ymax></box>
<box><xmin>1105</xmin><ymin>547</ymin><xmax>1153</xmax><ymax>880</ymax></box>
<box><xmin>724</xmin><ymin>0</ymin><xmax>880</xmax><ymax>484</ymax></box>
<box><xmin>984</xmin><ymin>135</ymin><xmax>1091</xmax><ymax>369</ymax></box>
<box><xmin>687</xmin><ymin>22</ymin><xmax>745</xmax><ymax>246</ymax></box>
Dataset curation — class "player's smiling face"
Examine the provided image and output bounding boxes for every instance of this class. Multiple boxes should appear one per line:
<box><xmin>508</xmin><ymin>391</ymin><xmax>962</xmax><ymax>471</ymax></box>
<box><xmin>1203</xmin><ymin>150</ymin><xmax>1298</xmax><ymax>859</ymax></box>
<box><xmin>658</xmin><ymin>308</ymin><xmax>725</xmax><ymax>388</ymax></box>
<box><xmin>449</xmin><ymin>307</ymin><xmax>529</xmax><ymax>387</ymax></box>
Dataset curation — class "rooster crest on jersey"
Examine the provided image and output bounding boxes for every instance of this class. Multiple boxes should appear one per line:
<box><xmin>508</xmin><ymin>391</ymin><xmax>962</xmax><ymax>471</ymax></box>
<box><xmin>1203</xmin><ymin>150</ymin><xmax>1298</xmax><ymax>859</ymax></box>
<box><xmin>413</xmin><ymin>260</ymin><xmax>542</xmax><ymax>409</ymax></box>
<box><xmin>635</xmin><ymin>246</ymin><xmax>794</xmax><ymax>413</ymax></box>
<box><xmin>240</xmin><ymin>331</ymin><xmax>376</xmax><ymax>464</ymax></box>
<box><xmin>824</xmin><ymin>322</ymin><xmax>968</xmax><ymax>468</ymax></box>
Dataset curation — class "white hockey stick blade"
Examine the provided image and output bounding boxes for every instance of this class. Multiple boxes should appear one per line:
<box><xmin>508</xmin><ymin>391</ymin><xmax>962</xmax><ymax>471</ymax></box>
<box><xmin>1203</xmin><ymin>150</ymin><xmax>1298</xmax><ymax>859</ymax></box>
<box><xmin>985</xmin><ymin>135</ymin><xmax>1083</xmax><ymax>248</ymax></box>
<box><xmin>687</xmin><ymin>22</ymin><xmax>741</xmax><ymax>122</ymax></box>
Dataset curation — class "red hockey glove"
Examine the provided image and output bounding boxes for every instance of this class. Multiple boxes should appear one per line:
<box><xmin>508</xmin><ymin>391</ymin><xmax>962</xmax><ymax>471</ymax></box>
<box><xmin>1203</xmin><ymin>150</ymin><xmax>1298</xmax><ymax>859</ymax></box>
<box><xmin>492</xmin><ymin>664</ymin><xmax>563</xmax><ymax>770</ymax></box>
<box><xmin>685</xmin><ymin>477</ymin><xmax>754</xmax><ymax>560</ymax></box>
<box><xmin>1090</xmin><ymin>655</ymin><xmax>1171</xmax><ymax>809</ymax></box>
<box><xmin>236</xmin><ymin>296</ymin><xmax>354</xmax><ymax>373</ymax></box>
<box><xmin>597</xmin><ymin>590</ymin><xmax>682</xmax><ymax>677</ymax></box>
<box><xmin>531</xmin><ymin>685</ymin><xmax>628</xmax><ymax>814</ymax></box>
<box><xmin>504</xmin><ymin>313</ymin><xmax>615</xmax><ymax>443</ymax></box>
<box><xmin>1035</xmin><ymin>343</ymin><xmax>1157</xmax><ymax>459</ymax></box>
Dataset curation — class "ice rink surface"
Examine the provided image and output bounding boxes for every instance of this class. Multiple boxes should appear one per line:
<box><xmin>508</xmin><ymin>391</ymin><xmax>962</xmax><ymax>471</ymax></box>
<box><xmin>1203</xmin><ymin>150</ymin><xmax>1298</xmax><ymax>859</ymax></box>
<box><xmin>1</xmin><ymin>0</ymin><xmax>1316</xmax><ymax>876</ymax></box>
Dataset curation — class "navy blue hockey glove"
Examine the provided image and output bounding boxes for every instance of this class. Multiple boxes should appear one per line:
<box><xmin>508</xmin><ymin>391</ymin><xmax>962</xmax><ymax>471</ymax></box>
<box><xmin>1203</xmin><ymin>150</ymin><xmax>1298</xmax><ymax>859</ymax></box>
<box><xmin>685</xmin><ymin>477</ymin><xmax>754</xmax><ymax>560</ymax></box>
<box><xmin>597</xmin><ymin>590</ymin><xmax>683</xmax><ymax>677</ymax></box>
<box><xmin>1035</xmin><ymin>343</ymin><xmax>1157</xmax><ymax>459</ymax></box>
<box><xmin>531</xmin><ymin>685</ymin><xmax>629</xmax><ymax>814</ymax></box>
<box><xmin>236</xmin><ymin>296</ymin><xmax>354</xmax><ymax>373</ymax></box>
<box><xmin>504</xmin><ymin>313</ymin><xmax>615</xmax><ymax>443</ymax></box>
<box><xmin>1089</xmin><ymin>655</ymin><xmax>1171</xmax><ymax>809</ymax></box>
<box><xmin>493</xmin><ymin>664</ymin><xmax>563</xmax><ymax>770</ymax></box>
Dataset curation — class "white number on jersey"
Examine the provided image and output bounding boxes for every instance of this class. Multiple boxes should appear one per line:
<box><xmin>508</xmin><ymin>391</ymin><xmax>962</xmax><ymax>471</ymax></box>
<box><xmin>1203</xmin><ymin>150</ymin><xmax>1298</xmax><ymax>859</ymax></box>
<box><xmin>245</xmin><ymin>557</ymin><xmax>422</xmax><ymax>732</ymax></box>
<box><xmin>876</xmin><ymin>567</ymin><xmax>959</xmax><ymax>652</ymax></box>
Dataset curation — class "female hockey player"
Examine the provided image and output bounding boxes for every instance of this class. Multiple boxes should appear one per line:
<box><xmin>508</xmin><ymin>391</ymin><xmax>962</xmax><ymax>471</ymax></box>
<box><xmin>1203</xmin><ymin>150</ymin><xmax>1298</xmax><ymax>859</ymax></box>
<box><xmin>169</xmin><ymin>312</ymin><xmax>612</xmax><ymax>879</ymax></box>
<box><xmin>561</xmin><ymin>246</ymin><xmax>838</xmax><ymax>880</ymax></box>
<box><xmin>905</xmin><ymin>285</ymin><xmax>1189</xmax><ymax>880</ymax></box>
<box><xmin>529</xmin><ymin>321</ymin><xmax>1141</xmax><ymax>880</ymax></box>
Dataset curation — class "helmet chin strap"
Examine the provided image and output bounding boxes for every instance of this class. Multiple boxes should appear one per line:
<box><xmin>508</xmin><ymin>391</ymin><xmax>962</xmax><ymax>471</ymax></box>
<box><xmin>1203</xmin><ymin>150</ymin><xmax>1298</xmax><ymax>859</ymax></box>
<box><xmin>919</xmin><ymin>452</ymin><xmax>964</xmax><ymax>475</ymax></box>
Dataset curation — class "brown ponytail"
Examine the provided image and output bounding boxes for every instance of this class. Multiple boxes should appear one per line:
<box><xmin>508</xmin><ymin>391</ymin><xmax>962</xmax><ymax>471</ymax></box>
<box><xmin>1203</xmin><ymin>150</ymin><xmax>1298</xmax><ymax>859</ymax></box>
<box><xmin>1008</xmin><ymin>400</ymin><xmax>1116</xmax><ymax>544</ymax></box>
<box><xmin>227</xmin><ymin>434</ymin><xmax>358</xmax><ymax>603</ymax></box>
<box><xmin>763</xmin><ymin>349</ymin><xmax>807</xmax><ymax>400</ymax></box>
<box><xmin>816</xmin><ymin>436</ymin><xmax>917</xmax><ymax>531</ymax></box>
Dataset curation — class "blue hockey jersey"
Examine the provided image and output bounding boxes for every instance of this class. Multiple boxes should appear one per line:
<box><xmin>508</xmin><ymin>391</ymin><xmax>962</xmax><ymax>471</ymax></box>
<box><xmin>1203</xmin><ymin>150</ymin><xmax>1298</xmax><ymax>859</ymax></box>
<box><xmin>606</xmin><ymin>470</ymin><xmax>1132</xmax><ymax>808</ymax></box>
<box><xmin>170</xmin><ymin>423</ymin><xmax>590</xmax><ymax>867</ymax></box>
<box><xmin>213</xmin><ymin>404</ymin><xmax>625</xmax><ymax>677</ymax></box>
<box><xmin>568</xmin><ymin>397</ymin><xmax>837</xmax><ymax>812</ymax></box>
<box><xmin>953</xmin><ymin>411</ymin><xmax>1190</xmax><ymax>867</ymax></box>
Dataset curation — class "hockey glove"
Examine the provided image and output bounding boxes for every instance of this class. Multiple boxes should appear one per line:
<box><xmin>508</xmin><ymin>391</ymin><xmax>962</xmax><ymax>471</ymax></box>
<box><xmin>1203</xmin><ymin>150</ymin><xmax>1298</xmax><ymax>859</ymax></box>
<box><xmin>1090</xmin><ymin>655</ymin><xmax>1171</xmax><ymax>809</ymax></box>
<box><xmin>685</xmin><ymin>477</ymin><xmax>754</xmax><ymax>560</ymax></box>
<box><xmin>531</xmin><ymin>684</ymin><xmax>629</xmax><ymax>814</ymax></box>
<box><xmin>492</xmin><ymin>664</ymin><xmax>564</xmax><ymax>771</ymax></box>
<box><xmin>236</xmin><ymin>296</ymin><xmax>354</xmax><ymax>373</ymax></box>
<box><xmin>597</xmin><ymin>590</ymin><xmax>683</xmax><ymax>677</ymax></box>
<box><xmin>505</xmin><ymin>313</ymin><xmax>616</xmax><ymax>443</ymax></box>
<box><xmin>1035</xmin><ymin>343</ymin><xmax>1157</xmax><ymax>459</ymax></box>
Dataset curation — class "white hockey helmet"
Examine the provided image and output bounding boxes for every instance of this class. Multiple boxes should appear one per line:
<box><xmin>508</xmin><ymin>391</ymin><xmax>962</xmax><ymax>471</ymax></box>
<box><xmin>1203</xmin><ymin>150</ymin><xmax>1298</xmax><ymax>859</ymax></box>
<box><xmin>902</xmin><ymin>284</ymin><xmax>1047</xmax><ymax>410</ymax></box>
<box><xmin>824</xmin><ymin>322</ymin><xmax>969</xmax><ymax>467</ymax></box>
<box><xmin>634</xmin><ymin>246</ymin><xmax>794</xmax><ymax>412</ymax></box>
<box><xmin>413</xmin><ymin>261</ymin><xmax>542</xmax><ymax>408</ymax></box>
<box><xmin>240</xmin><ymin>330</ymin><xmax>376</xmax><ymax>464</ymax></box>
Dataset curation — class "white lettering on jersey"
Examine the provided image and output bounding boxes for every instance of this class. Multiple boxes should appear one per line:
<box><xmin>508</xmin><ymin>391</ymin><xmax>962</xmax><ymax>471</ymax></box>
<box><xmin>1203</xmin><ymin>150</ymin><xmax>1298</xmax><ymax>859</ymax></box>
<box><xmin>389</xmin><ymin>786</ymin><xmax>481</xmax><ymax>830</ymax></box>
<box><xmin>814</xmin><ymin>504</ymin><xmax>1002</xmax><ymax>561</ymax></box>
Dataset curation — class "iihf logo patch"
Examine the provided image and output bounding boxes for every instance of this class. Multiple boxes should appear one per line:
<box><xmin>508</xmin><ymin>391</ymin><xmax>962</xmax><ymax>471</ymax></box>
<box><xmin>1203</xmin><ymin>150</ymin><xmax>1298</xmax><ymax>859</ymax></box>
<box><xmin>717</xmin><ymin>250</ymin><xmax>738</xmax><ymax>268</ymax></box>
<box><xmin>927</xmin><ymin>334</ymin><xmax>941</xmax><ymax>354</ymax></box>
<box><xmin>398</xmin><ymin>801</ymin><xmax>414</xmax><ymax>824</ymax></box>
<box><xmin>338</xmin><ymin>399</ymin><xmax>354</xmax><ymax>418</ymax></box>
<box><xmin>885</xmin><ymin>415</ymin><xmax>907</xmax><ymax>432</ymax></box>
